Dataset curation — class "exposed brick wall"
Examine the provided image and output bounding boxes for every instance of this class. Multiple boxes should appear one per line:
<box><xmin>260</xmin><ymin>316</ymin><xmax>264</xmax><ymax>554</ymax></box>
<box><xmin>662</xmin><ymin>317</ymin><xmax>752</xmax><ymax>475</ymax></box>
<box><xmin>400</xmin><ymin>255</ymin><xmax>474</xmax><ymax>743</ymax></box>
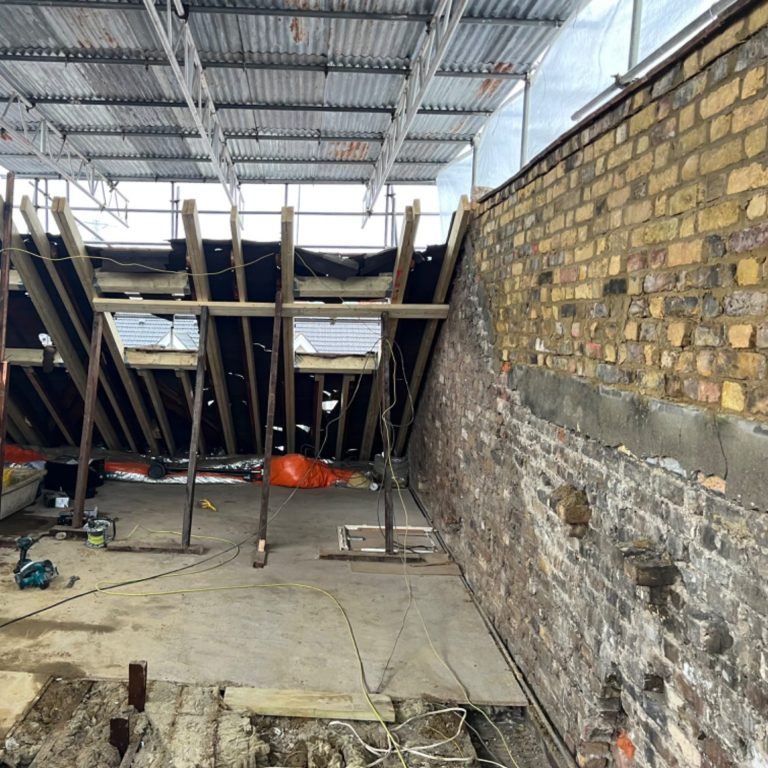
<box><xmin>475</xmin><ymin>3</ymin><xmax>768</xmax><ymax>418</ymax></box>
<box><xmin>411</xmin><ymin>5</ymin><xmax>768</xmax><ymax>767</ymax></box>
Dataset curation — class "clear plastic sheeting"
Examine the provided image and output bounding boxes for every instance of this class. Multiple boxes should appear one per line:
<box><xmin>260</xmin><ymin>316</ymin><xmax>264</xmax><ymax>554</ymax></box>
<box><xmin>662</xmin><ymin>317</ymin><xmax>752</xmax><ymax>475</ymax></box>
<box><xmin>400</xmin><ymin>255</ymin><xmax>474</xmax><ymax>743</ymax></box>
<box><xmin>526</xmin><ymin>0</ymin><xmax>634</xmax><ymax>163</ymax></box>
<box><xmin>436</xmin><ymin>151</ymin><xmax>473</xmax><ymax>239</ymax></box>
<box><xmin>475</xmin><ymin>91</ymin><xmax>525</xmax><ymax>191</ymax></box>
<box><xmin>638</xmin><ymin>0</ymin><xmax>724</xmax><ymax>61</ymax></box>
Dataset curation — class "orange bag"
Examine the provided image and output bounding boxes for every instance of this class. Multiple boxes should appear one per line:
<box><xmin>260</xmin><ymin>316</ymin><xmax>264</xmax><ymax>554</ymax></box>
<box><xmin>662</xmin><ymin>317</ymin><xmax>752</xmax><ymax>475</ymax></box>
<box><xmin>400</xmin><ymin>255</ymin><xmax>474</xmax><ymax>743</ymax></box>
<box><xmin>4</xmin><ymin>445</ymin><xmax>45</xmax><ymax>464</ymax></box>
<box><xmin>269</xmin><ymin>454</ymin><xmax>353</xmax><ymax>488</ymax></box>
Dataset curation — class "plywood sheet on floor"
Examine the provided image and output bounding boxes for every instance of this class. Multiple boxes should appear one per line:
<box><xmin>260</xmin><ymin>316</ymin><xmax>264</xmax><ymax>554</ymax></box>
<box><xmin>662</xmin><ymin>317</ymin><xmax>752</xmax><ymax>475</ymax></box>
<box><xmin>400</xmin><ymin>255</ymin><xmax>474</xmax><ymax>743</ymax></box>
<box><xmin>0</xmin><ymin>670</ymin><xmax>47</xmax><ymax>738</ymax></box>
<box><xmin>0</xmin><ymin>483</ymin><xmax>525</xmax><ymax>707</ymax></box>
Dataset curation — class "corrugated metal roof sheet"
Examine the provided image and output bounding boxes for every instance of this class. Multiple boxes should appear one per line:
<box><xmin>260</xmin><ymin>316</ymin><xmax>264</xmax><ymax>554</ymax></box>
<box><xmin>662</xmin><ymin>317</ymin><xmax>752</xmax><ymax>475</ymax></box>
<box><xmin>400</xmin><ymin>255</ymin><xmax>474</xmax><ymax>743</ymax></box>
<box><xmin>0</xmin><ymin>0</ymin><xmax>579</xmax><ymax>185</ymax></box>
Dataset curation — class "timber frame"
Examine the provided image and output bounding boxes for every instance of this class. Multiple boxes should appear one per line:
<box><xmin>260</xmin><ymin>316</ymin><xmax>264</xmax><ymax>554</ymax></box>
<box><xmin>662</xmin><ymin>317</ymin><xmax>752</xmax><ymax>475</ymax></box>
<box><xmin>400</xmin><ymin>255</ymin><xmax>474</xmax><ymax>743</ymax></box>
<box><xmin>1</xmin><ymin>195</ymin><xmax>469</xmax><ymax>469</ymax></box>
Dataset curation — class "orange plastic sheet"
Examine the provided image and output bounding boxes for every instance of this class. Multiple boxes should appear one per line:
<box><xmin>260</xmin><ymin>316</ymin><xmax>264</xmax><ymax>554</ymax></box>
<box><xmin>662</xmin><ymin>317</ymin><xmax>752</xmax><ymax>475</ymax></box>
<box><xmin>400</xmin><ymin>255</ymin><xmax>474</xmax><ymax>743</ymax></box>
<box><xmin>269</xmin><ymin>455</ymin><xmax>354</xmax><ymax>488</ymax></box>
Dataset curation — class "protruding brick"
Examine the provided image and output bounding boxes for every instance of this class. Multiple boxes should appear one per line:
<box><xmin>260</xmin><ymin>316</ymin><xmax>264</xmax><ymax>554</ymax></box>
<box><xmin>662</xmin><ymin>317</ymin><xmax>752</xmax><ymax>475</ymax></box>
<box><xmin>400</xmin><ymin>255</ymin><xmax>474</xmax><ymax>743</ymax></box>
<box><xmin>550</xmin><ymin>484</ymin><xmax>592</xmax><ymax>526</ymax></box>
<box><xmin>721</xmin><ymin>380</ymin><xmax>746</xmax><ymax>411</ymax></box>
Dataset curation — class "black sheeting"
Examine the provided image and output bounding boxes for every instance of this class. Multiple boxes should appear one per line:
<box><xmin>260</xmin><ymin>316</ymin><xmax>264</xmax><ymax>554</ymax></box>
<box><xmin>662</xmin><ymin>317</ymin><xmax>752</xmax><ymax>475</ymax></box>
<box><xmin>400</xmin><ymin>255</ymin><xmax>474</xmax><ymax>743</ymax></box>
<box><xmin>7</xmin><ymin>232</ymin><xmax>450</xmax><ymax>460</ymax></box>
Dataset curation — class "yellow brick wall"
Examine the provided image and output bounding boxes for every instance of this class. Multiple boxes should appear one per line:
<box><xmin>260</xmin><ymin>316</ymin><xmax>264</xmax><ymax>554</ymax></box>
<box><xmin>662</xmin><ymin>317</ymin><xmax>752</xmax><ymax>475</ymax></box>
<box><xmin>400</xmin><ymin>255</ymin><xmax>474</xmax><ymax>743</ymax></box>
<box><xmin>474</xmin><ymin>1</ymin><xmax>768</xmax><ymax>418</ymax></box>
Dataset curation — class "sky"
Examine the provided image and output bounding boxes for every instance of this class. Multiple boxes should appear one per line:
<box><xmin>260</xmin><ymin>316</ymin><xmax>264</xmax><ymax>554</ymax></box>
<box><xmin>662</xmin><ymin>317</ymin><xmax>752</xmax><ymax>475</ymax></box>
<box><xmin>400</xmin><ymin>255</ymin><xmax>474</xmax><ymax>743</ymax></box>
<box><xmin>4</xmin><ymin>176</ymin><xmax>444</xmax><ymax>253</ymax></box>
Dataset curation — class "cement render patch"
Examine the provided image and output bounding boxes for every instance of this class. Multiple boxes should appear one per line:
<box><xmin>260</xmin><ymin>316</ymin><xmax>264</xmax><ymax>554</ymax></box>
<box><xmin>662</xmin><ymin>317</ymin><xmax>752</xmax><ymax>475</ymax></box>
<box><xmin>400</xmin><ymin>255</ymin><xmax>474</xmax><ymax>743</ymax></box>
<box><xmin>510</xmin><ymin>364</ymin><xmax>767</xmax><ymax>511</ymax></box>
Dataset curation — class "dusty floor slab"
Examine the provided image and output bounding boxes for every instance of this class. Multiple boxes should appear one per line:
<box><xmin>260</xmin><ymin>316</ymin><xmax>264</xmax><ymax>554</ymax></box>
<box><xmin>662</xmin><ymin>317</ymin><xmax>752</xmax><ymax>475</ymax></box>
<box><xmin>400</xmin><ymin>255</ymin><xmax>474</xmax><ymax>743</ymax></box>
<box><xmin>0</xmin><ymin>482</ymin><xmax>525</xmax><ymax>707</ymax></box>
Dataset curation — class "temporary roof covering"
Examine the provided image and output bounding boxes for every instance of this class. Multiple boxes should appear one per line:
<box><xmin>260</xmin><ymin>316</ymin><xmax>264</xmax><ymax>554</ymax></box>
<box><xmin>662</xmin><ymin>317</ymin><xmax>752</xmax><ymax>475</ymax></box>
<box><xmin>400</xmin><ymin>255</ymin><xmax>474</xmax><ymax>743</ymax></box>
<box><xmin>0</xmin><ymin>0</ymin><xmax>578</xmax><ymax>195</ymax></box>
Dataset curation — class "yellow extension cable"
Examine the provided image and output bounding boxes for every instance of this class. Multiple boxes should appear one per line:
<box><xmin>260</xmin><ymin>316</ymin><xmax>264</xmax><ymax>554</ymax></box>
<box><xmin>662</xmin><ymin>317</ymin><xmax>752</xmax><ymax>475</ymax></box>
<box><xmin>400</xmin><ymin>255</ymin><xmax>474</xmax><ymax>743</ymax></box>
<box><xmin>97</xmin><ymin>524</ymin><xmax>408</xmax><ymax>768</ymax></box>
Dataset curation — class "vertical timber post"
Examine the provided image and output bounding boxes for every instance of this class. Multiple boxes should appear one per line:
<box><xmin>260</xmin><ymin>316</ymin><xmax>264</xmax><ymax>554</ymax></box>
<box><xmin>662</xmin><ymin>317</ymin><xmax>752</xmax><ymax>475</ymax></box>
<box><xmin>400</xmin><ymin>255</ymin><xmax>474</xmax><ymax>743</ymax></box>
<box><xmin>380</xmin><ymin>313</ymin><xmax>395</xmax><ymax>555</ymax></box>
<box><xmin>255</xmin><ymin>289</ymin><xmax>283</xmax><ymax>568</ymax></box>
<box><xmin>73</xmin><ymin>311</ymin><xmax>104</xmax><ymax>528</ymax></box>
<box><xmin>0</xmin><ymin>173</ymin><xmax>14</xmax><ymax>499</ymax></box>
<box><xmin>182</xmin><ymin>306</ymin><xmax>210</xmax><ymax>549</ymax></box>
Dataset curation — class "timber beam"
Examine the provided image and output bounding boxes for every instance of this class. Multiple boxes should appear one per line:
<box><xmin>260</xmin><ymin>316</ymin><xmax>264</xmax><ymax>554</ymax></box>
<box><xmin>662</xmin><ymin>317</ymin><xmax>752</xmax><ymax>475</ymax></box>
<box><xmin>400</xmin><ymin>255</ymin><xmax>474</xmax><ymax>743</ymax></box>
<box><xmin>182</xmin><ymin>199</ymin><xmax>238</xmax><ymax>455</ymax></box>
<box><xmin>1</xmin><ymin>195</ymin><xmax>122</xmax><ymax>449</ymax></box>
<box><xmin>92</xmin><ymin>298</ymin><xmax>449</xmax><ymax>319</ymax></box>
<box><xmin>51</xmin><ymin>197</ymin><xmax>160</xmax><ymax>454</ymax></box>
<box><xmin>281</xmin><ymin>207</ymin><xmax>296</xmax><ymax>454</ymax></box>
<box><xmin>230</xmin><ymin>206</ymin><xmax>262</xmax><ymax>454</ymax></box>
<box><xmin>20</xmin><ymin>196</ymin><xmax>138</xmax><ymax>452</ymax></box>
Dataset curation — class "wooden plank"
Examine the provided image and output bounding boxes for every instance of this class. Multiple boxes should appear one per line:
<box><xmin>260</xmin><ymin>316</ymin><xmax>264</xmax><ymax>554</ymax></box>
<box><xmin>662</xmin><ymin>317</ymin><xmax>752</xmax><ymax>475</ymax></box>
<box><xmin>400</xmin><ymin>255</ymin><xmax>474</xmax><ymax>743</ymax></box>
<box><xmin>312</xmin><ymin>373</ymin><xmax>324</xmax><ymax>456</ymax></box>
<box><xmin>183</xmin><ymin>199</ymin><xmax>237</xmax><ymax>455</ymax></box>
<box><xmin>51</xmin><ymin>198</ymin><xmax>158</xmax><ymax>454</ymax></box>
<box><xmin>255</xmin><ymin>289</ymin><xmax>282</xmax><ymax>568</ymax></box>
<box><xmin>138</xmin><ymin>369</ymin><xmax>176</xmax><ymax>457</ymax></box>
<box><xmin>230</xmin><ymin>206</ymin><xmax>262</xmax><ymax>454</ymax></box>
<box><xmin>295</xmin><ymin>274</ymin><xmax>392</xmax><ymax>298</ymax></box>
<box><xmin>281</xmin><ymin>207</ymin><xmax>295</xmax><ymax>454</ymax></box>
<box><xmin>20</xmin><ymin>197</ymin><xmax>137</xmax><ymax>452</ymax></box>
<box><xmin>7</xmin><ymin>396</ymin><xmax>44</xmax><ymax>446</ymax></box>
<box><xmin>5</xmin><ymin>415</ymin><xmax>25</xmax><ymax>445</ymax></box>
<box><xmin>182</xmin><ymin>307</ymin><xmax>209</xmax><ymax>549</ymax></box>
<box><xmin>394</xmin><ymin>195</ymin><xmax>472</xmax><ymax>455</ymax></box>
<box><xmin>360</xmin><ymin>200</ymin><xmax>421</xmax><ymax>460</ymax></box>
<box><xmin>335</xmin><ymin>374</ymin><xmax>352</xmax><ymax>459</ymax></box>
<box><xmin>95</xmin><ymin>269</ymin><xmax>189</xmax><ymax>296</ymax></box>
<box><xmin>7</xmin><ymin>269</ymin><xmax>23</xmax><ymax>291</ymax></box>
<box><xmin>23</xmin><ymin>367</ymin><xmax>76</xmax><ymax>445</ymax></box>
<box><xmin>125</xmin><ymin>349</ymin><xmax>197</xmax><ymax>370</ymax></box>
<box><xmin>110</xmin><ymin>717</ymin><xmax>129</xmax><ymax>758</ymax></box>
<box><xmin>380</xmin><ymin>314</ymin><xmax>394</xmax><ymax>554</ymax></box>
<box><xmin>0</xmin><ymin>174</ymin><xmax>15</xmax><ymax>491</ymax></box>
<box><xmin>2</xmin><ymin>195</ymin><xmax>122</xmax><ymax>450</ymax></box>
<box><xmin>73</xmin><ymin>312</ymin><xmax>103</xmax><ymax>527</ymax></box>
<box><xmin>7</xmin><ymin>348</ymin><xmax>64</xmax><ymax>367</ymax></box>
<box><xmin>295</xmin><ymin>354</ymin><xmax>376</xmax><ymax>374</ymax></box>
<box><xmin>92</xmin><ymin>297</ymin><xmax>449</xmax><ymax>320</ymax></box>
<box><xmin>224</xmin><ymin>687</ymin><xmax>395</xmax><ymax>723</ymax></box>
<box><xmin>176</xmin><ymin>370</ymin><xmax>205</xmax><ymax>455</ymax></box>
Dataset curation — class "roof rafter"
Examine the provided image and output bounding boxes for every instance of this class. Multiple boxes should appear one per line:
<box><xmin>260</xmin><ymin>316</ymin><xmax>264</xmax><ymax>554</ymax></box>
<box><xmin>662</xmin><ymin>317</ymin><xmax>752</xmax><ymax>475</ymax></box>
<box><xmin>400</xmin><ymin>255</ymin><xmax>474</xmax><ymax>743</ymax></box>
<box><xmin>139</xmin><ymin>0</ymin><xmax>242</xmax><ymax>211</ymax></box>
<box><xmin>1</xmin><ymin>1</ymin><xmax>563</xmax><ymax>27</ymax></box>
<box><xmin>365</xmin><ymin>0</ymin><xmax>472</xmax><ymax>214</ymax></box>
<box><xmin>0</xmin><ymin>49</ymin><xmax>530</xmax><ymax>81</ymax></box>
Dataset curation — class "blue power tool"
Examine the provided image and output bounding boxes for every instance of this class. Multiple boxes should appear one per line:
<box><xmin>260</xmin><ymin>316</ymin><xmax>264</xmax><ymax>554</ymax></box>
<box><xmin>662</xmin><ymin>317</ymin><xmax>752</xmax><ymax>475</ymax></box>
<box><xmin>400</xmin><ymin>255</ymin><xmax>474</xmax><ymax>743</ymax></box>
<box><xmin>13</xmin><ymin>536</ymin><xmax>58</xmax><ymax>590</ymax></box>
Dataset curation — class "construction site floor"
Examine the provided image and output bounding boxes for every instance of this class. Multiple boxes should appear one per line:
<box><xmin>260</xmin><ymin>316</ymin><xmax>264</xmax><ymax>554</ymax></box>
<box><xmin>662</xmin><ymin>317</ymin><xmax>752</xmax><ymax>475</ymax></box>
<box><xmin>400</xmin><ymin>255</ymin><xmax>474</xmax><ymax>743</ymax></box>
<box><xmin>0</xmin><ymin>481</ymin><xmax>525</xmax><ymax>735</ymax></box>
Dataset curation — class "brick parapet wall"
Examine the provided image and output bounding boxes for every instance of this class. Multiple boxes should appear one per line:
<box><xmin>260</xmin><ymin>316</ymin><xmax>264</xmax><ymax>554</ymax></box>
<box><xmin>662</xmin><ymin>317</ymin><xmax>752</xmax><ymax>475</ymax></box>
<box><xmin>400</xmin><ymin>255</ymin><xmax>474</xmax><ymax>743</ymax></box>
<box><xmin>410</xmin><ymin>4</ymin><xmax>768</xmax><ymax>767</ymax></box>
<box><xmin>473</xmin><ymin>2</ymin><xmax>768</xmax><ymax>418</ymax></box>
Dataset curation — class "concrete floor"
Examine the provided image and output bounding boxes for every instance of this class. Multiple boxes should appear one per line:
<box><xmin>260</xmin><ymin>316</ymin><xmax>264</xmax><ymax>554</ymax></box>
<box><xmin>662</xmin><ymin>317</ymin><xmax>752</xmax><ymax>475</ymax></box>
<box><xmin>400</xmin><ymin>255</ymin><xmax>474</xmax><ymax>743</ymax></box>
<box><xmin>0</xmin><ymin>481</ymin><xmax>525</xmax><ymax>713</ymax></box>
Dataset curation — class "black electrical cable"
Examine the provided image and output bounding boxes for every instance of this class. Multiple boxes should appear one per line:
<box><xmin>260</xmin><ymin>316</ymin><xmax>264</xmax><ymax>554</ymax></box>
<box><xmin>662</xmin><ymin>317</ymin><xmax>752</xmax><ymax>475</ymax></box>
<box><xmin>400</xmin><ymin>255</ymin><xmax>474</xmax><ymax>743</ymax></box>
<box><xmin>0</xmin><ymin>535</ymin><xmax>249</xmax><ymax>631</ymax></box>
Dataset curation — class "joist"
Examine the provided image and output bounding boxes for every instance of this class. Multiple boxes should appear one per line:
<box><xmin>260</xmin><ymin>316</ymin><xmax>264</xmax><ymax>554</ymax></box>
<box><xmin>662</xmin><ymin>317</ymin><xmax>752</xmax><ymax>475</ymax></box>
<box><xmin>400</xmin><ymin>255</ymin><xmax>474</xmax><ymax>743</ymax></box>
<box><xmin>335</xmin><ymin>374</ymin><xmax>352</xmax><ymax>459</ymax></box>
<box><xmin>176</xmin><ymin>369</ymin><xmax>206</xmax><ymax>455</ymax></box>
<box><xmin>294</xmin><ymin>274</ymin><xmax>392</xmax><ymax>298</ymax></box>
<box><xmin>94</xmin><ymin>268</ymin><xmax>189</xmax><ymax>296</ymax></box>
<box><xmin>93</xmin><ymin>298</ymin><xmax>449</xmax><ymax>320</ymax></box>
<box><xmin>230</xmin><ymin>206</ymin><xmax>262</xmax><ymax>454</ymax></box>
<box><xmin>125</xmin><ymin>349</ymin><xmax>197</xmax><ymax>370</ymax></box>
<box><xmin>51</xmin><ymin>197</ymin><xmax>159</xmax><ymax>454</ymax></box>
<box><xmin>22</xmin><ymin>367</ymin><xmax>76</xmax><ymax>446</ymax></box>
<box><xmin>182</xmin><ymin>199</ymin><xmax>237</xmax><ymax>455</ymax></box>
<box><xmin>1</xmin><ymin>195</ymin><xmax>122</xmax><ymax>450</ymax></box>
<box><xmin>6</xmin><ymin>348</ymin><xmax>64</xmax><ymax>367</ymax></box>
<box><xmin>138</xmin><ymin>369</ymin><xmax>176</xmax><ymax>457</ymax></box>
<box><xmin>295</xmin><ymin>354</ymin><xmax>377</xmax><ymax>374</ymax></box>
<box><xmin>7</xmin><ymin>397</ymin><xmax>43</xmax><ymax>446</ymax></box>
<box><xmin>20</xmin><ymin>197</ymin><xmax>138</xmax><ymax>452</ymax></box>
<box><xmin>224</xmin><ymin>687</ymin><xmax>395</xmax><ymax>723</ymax></box>
<box><xmin>360</xmin><ymin>201</ymin><xmax>421</xmax><ymax>460</ymax></box>
<box><xmin>281</xmin><ymin>207</ymin><xmax>296</xmax><ymax>454</ymax></box>
<box><xmin>394</xmin><ymin>196</ymin><xmax>472</xmax><ymax>455</ymax></box>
